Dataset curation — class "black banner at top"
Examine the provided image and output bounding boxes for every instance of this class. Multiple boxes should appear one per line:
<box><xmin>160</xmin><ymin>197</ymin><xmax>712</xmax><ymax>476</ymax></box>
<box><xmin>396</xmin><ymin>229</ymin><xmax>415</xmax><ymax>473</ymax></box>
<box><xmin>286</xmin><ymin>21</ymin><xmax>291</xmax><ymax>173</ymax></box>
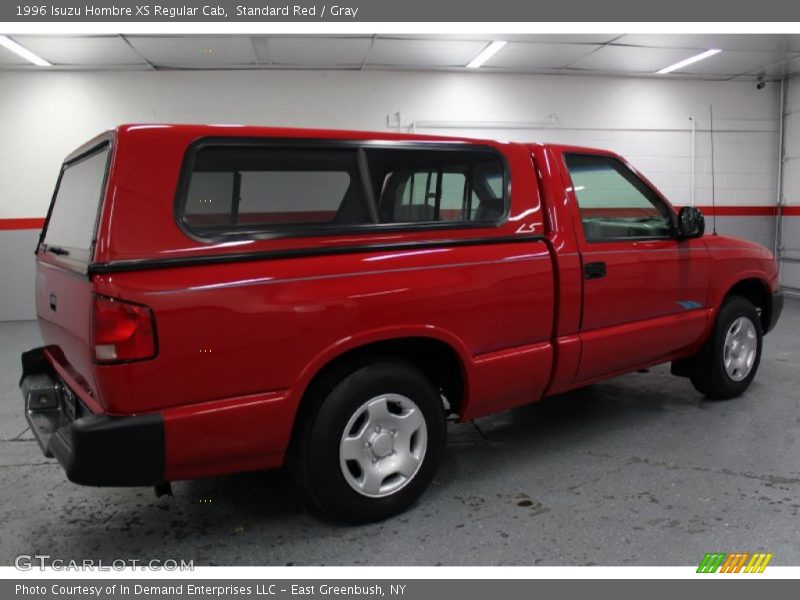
<box><xmin>1</xmin><ymin>0</ymin><xmax>800</xmax><ymax>22</ymax></box>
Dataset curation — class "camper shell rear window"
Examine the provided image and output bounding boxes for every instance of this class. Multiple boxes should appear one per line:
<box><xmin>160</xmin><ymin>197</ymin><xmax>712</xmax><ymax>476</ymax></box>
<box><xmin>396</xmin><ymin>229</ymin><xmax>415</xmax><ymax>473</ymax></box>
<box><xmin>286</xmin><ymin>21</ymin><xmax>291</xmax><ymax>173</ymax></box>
<box><xmin>40</xmin><ymin>143</ymin><xmax>111</xmax><ymax>268</ymax></box>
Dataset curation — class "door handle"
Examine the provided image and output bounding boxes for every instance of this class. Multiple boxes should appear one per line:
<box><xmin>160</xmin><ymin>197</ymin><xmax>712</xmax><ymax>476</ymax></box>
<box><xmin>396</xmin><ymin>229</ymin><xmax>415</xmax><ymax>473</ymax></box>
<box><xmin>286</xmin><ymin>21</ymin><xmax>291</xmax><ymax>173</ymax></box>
<box><xmin>49</xmin><ymin>294</ymin><xmax>57</xmax><ymax>312</ymax></box>
<box><xmin>584</xmin><ymin>261</ymin><xmax>606</xmax><ymax>279</ymax></box>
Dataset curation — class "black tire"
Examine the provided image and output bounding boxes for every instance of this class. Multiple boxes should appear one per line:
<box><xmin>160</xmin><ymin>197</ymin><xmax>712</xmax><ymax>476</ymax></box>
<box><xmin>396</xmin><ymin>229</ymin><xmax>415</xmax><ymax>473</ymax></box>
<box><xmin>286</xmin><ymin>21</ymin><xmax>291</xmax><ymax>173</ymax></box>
<box><xmin>690</xmin><ymin>296</ymin><xmax>763</xmax><ymax>400</ymax></box>
<box><xmin>292</xmin><ymin>360</ymin><xmax>446</xmax><ymax>523</ymax></box>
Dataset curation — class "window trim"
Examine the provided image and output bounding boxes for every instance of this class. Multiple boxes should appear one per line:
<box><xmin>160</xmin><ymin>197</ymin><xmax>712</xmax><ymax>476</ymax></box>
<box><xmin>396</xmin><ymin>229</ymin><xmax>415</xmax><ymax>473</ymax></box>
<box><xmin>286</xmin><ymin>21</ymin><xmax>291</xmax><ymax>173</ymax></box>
<box><xmin>38</xmin><ymin>138</ymin><xmax>113</xmax><ymax>274</ymax></box>
<box><xmin>174</xmin><ymin>137</ymin><xmax>511</xmax><ymax>244</ymax></box>
<box><xmin>562</xmin><ymin>152</ymin><xmax>678</xmax><ymax>244</ymax></box>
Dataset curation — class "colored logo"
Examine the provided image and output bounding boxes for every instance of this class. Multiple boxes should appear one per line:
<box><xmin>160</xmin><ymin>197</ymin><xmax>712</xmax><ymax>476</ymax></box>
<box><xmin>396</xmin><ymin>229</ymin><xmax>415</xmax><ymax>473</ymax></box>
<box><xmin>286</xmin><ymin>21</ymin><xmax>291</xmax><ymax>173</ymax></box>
<box><xmin>697</xmin><ymin>552</ymin><xmax>773</xmax><ymax>573</ymax></box>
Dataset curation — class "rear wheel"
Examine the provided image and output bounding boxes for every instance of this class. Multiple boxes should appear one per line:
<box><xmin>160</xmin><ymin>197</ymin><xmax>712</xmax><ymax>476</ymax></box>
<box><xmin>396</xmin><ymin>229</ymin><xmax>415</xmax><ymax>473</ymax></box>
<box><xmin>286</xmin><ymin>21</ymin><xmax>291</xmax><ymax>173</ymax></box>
<box><xmin>293</xmin><ymin>360</ymin><xmax>446</xmax><ymax>523</ymax></box>
<box><xmin>690</xmin><ymin>296</ymin><xmax>762</xmax><ymax>400</ymax></box>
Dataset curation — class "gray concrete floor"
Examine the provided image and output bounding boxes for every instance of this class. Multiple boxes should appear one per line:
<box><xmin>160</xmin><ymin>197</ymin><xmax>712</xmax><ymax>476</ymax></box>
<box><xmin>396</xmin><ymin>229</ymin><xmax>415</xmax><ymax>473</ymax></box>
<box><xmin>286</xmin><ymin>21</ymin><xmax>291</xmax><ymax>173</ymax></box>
<box><xmin>1</xmin><ymin>300</ymin><xmax>799</xmax><ymax>566</ymax></box>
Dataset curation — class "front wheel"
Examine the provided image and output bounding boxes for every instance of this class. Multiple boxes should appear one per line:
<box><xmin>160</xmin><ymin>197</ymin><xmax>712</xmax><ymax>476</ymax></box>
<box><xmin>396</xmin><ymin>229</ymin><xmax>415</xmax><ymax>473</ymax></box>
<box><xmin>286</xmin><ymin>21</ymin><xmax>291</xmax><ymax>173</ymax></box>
<box><xmin>690</xmin><ymin>296</ymin><xmax>763</xmax><ymax>400</ymax></box>
<box><xmin>293</xmin><ymin>360</ymin><xmax>446</xmax><ymax>523</ymax></box>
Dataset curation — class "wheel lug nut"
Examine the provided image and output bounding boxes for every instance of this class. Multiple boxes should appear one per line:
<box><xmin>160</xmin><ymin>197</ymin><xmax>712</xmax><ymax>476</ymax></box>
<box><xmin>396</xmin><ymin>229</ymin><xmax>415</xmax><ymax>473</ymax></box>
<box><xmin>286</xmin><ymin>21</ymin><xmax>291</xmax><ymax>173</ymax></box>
<box><xmin>374</xmin><ymin>425</ymin><xmax>381</xmax><ymax>433</ymax></box>
<box><xmin>363</xmin><ymin>441</ymin><xmax>370</xmax><ymax>448</ymax></box>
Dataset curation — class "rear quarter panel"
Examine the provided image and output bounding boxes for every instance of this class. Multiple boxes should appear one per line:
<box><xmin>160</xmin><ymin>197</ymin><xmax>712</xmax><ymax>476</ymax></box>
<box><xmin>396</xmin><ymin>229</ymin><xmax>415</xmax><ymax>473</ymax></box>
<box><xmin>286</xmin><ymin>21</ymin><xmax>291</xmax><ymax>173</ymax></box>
<box><xmin>92</xmin><ymin>243</ymin><xmax>554</xmax><ymax>416</ymax></box>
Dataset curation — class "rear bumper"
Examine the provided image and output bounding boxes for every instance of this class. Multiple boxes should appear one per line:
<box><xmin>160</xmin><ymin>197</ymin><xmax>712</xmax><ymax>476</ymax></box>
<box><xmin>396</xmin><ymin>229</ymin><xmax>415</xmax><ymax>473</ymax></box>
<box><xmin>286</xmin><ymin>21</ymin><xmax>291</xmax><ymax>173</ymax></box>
<box><xmin>765</xmin><ymin>289</ymin><xmax>784</xmax><ymax>334</ymax></box>
<box><xmin>20</xmin><ymin>347</ymin><xmax>165</xmax><ymax>486</ymax></box>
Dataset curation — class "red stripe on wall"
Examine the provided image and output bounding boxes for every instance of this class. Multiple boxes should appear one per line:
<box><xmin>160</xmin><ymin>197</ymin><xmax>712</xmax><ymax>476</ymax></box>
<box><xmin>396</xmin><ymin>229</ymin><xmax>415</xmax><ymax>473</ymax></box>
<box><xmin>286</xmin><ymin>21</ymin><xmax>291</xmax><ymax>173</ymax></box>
<box><xmin>0</xmin><ymin>218</ymin><xmax>45</xmax><ymax>230</ymax></box>
<box><xmin>0</xmin><ymin>206</ymin><xmax>799</xmax><ymax>230</ymax></box>
<box><xmin>695</xmin><ymin>206</ymin><xmax>800</xmax><ymax>216</ymax></box>
<box><xmin>694</xmin><ymin>206</ymin><xmax>778</xmax><ymax>216</ymax></box>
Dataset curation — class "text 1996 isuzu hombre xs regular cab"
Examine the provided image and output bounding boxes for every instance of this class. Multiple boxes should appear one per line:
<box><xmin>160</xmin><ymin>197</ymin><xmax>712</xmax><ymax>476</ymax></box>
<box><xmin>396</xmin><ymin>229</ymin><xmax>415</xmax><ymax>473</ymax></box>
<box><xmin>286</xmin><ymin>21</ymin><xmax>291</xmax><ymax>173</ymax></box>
<box><xmin>21</xmin><ymin>124</ymin><xmax>782</xmax><ymax>522</ymax></box>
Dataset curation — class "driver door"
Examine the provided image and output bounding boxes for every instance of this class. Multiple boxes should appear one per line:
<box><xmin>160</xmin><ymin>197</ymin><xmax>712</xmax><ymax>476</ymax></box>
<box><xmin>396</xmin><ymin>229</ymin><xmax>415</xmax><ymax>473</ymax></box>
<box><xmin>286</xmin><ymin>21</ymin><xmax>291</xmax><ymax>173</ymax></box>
<box><xmin>561</xmin><ymin>152</ymin><xmax>710</xmax><ymax>381</ymax></box>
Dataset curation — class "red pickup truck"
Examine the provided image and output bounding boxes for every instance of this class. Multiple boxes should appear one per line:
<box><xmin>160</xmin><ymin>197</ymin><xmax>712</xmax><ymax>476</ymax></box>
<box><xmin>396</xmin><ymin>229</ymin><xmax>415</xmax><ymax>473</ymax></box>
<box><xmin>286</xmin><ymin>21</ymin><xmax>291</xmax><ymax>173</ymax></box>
<box><xmin>21</xmin><ymin>124</ymin><xmax>782</xmax><ymax>522</ymax></box>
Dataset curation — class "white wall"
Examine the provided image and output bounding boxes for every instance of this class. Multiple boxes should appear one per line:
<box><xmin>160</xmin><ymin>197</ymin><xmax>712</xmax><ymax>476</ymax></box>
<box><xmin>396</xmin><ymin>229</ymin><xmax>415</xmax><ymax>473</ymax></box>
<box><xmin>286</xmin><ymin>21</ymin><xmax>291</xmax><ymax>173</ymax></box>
<box><xmin>779</xmin><ymin>75</ymin><xmax>800</xmax><ymax>293</ymax></box>
<box><xmin>0</xmin><ymin>69</ymin><xmax>782</xmax><ymax>217</ymax></box>
<box><xmin>0</xmin><ymin>69</ymin><xmax>783</xmax><ymax>319</ymax></box>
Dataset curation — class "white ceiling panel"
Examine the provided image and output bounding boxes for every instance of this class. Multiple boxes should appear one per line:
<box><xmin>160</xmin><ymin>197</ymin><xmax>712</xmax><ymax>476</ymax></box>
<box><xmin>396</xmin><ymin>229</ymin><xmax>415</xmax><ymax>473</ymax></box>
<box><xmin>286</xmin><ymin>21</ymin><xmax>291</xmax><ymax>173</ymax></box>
<box><xmin>678</xmin><ymin>50</ymin><xmax>799</xmax><ymax>76</ymax></box>
<box><xmin>617</xmin><ymin>34</ymin><xmax>800</xmax><ymax>53</ymax></box>
<box><xmin>1</xmin><ymin>34</ymin><xmax>800</xmax><ymax>79</ymax></box>
<box><xmin>510</xmin><ymin>34</ymin><xmax>622</xmax><ymax>45</ymax></box>
<box><xmin>267</xmin><ymin>36</ymin><xmax>371</xmax><ymax>66</ymax></box>
<box><xmin>11</xmin><ymin>35</ymin><xmax>146</xmax><ymax>66</ymax></box>
<box><xmin>568</xmin><ymin>45</ymin><xmax>706</xmax><ymax>73</ymax></box>
<box><xmin>127</xmin><ymin>36</ymin><xmax>258</xmax><ymax>67</ymax></box>
<box><xmin>0</xmin><ymin>45</ymin><xmax>29</xmax><ymax>66</ymax></box>
<box><xmin>743</xmin><ymin>56</ymin><xmax>800</xmax><ymax>78</ymax></box>
<box><xmin>484</xmin><ymin>42</ymin><xmax>601</xmax><ymax>70</ymax></box>
<box><xmin>367</xmin><ymin>38</ymin><xmax>488</xmax><ymax>67</ymax></box>
<box><xmin>388</xmin><ymin>34</ymin><xmax>621</xmax><ymax>44</ymax></box>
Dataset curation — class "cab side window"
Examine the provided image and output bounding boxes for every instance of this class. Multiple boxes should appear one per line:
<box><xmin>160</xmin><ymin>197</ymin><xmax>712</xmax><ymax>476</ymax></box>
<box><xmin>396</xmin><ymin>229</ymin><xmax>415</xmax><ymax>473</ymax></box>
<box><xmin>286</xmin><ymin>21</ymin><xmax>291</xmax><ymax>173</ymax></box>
<box><xmin>564</xmin><ymin>153</ymin><xmax>673</xmax><ymax>242</ymax></box>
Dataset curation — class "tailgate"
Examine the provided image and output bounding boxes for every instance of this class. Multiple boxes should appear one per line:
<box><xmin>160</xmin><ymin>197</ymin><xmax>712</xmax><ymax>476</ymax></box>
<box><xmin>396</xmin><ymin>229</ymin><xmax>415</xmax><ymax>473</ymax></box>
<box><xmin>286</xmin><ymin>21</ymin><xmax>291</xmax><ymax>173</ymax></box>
<box><xmin>35</xmin><ymin>141</ymin><xmax>112</xmax><ymax>413</ymax></box>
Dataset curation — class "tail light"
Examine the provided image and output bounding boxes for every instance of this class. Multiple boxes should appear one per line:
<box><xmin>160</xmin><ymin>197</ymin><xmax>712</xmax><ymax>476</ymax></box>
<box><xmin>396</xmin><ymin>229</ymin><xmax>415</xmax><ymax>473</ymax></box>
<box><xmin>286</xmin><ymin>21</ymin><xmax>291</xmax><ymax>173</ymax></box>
<box><xmin>91</xmin><ymin>295</ymin><xmax>157</xmax><ymax>363</ymax></box>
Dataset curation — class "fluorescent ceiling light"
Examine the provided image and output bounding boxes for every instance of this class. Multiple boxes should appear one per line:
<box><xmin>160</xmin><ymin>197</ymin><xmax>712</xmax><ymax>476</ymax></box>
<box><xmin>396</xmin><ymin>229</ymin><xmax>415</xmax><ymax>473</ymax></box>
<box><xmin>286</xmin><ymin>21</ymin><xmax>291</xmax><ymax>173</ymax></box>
<box><xmin>466</xmin><ymin>41</ymin><xmax>507</xmax><ymax>69</ymax></box>
<box><xmin>656</xmin><ymin>49</ymin><xmax>721</xmax><ymax>74</ymax></box>
<box><xmin>0</xmin><ymin>35</ymin><xmax>51</xmax><ymax>66</ymax></box>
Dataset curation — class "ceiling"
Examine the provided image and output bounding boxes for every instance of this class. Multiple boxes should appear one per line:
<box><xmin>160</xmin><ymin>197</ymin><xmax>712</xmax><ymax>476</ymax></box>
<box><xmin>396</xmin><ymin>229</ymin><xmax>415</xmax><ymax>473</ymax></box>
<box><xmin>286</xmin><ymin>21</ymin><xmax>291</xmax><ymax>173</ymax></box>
<box><xmin>2</xmin><ymin>34</ymin><xmax>800</xmax><ymax>81</ymax></box>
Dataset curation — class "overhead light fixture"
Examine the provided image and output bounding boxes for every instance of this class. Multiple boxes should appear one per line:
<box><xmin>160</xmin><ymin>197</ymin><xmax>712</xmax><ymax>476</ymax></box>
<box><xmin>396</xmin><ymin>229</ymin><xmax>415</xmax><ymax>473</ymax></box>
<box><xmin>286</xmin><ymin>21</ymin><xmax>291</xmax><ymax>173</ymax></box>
<box><xmin>0</xmin><ymin>35</ymin><xmax>51</xmax><ymax>66</ymax></box>
<box><xmin>466</xmin><ymin>41</ymin><xmax>507</xmax><ymax>69</ymax></box>
<box><xmin>656</xmin><ymin>49</ymin><xmax>721</xmax><ymax>75</ymax></box>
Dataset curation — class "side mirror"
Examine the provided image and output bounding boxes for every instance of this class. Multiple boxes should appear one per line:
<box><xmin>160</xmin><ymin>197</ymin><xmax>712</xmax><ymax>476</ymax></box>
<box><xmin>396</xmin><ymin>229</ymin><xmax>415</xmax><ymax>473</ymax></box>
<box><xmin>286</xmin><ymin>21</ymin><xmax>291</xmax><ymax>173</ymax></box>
<box><xmin>677</xmin><ymin>206</ymin><xmax>705</xmax><ymax>239</ymax></box>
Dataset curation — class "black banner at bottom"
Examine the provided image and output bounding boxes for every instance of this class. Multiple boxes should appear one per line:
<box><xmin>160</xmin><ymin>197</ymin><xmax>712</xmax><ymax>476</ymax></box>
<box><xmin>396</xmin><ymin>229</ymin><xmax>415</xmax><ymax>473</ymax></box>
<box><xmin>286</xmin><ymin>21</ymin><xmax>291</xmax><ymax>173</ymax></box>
<box><xmin>5</xmin><ymin>579</ymin><xmax>798</xmax><ymax>600</ymax></box>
